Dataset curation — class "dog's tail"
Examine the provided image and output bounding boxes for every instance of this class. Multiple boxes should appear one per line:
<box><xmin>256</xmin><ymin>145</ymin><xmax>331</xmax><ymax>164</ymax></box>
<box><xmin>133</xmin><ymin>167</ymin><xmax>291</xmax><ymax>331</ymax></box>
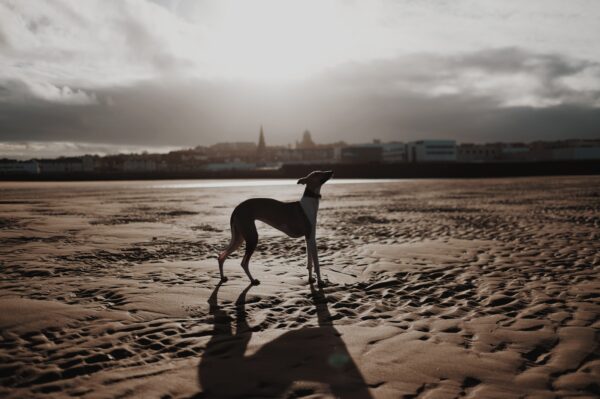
<box><xmin>218</xmin><ymin>216</ymin><xmax>242</xmax><ymax>263</ymax></box>
<box><xmin>227</xmin><ymin>219</ymin><xmax>237</xmax><ymax>250</ymax></box>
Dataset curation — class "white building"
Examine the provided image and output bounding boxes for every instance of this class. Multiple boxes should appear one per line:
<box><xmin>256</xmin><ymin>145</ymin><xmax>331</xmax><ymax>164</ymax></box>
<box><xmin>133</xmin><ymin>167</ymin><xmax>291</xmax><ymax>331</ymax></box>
<box><xmin>406</xmin><ymin>140</ymin><xmax>457</xmax><ymax>162</ymax></box>
<box><xmin>382</xmin><ymin>142</ymin><xmax>406</xmax><ymax>163</ymax></box>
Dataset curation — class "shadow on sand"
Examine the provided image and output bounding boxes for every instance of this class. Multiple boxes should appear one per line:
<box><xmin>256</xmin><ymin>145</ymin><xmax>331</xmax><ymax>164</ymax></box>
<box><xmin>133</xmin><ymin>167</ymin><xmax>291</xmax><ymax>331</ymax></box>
<box><xmin>196</xmin><ymin>282</ymin><xmax>373</xmax><ymax>398</ymax></box>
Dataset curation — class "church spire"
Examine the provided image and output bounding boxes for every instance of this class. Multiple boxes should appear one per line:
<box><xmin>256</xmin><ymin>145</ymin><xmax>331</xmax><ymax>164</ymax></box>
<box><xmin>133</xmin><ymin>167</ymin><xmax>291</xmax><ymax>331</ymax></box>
<box><xmin>257</xmin><ymin>125</ymin><xmax>266</xmax><ymax>154</ymax></box>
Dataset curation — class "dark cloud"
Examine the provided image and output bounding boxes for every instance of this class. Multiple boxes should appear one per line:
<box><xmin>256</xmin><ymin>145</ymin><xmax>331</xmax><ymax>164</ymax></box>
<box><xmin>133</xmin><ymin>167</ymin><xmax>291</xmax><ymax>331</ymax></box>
<box><xmin>327</xmin><ymin>47</ymin><xmax>600</xmax><ymax>105</ymax></box>
<box><xmin>1</xmin><ymin>48</ymin><xmax>599</xmax><ymax>150</ymax></box>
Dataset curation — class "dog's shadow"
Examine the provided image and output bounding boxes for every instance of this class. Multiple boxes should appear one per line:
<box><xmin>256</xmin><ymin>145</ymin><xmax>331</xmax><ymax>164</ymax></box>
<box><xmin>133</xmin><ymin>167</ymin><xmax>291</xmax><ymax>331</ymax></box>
<box><xmin>196</xmin><ymin>282</ymin><xmax>373</xmax><ymax>398</ymax></box>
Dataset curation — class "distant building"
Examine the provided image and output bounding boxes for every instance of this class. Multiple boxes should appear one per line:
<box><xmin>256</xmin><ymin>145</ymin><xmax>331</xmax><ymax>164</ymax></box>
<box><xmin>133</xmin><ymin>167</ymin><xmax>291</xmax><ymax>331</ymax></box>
<box><xmin>500</xmin><ymin>143</ymin><xmax>530</xmax><ymax>161</ymax></box>
<box><xmin>295</xmin><ymin>147</ymin><xmax>336</xmax><ymax>163</ymax></box>
<box><xmin>406</xmin><ymin>140</ymin><xmax>457</xmax><ymax>162</ymax></box>
<box><xmin>179</xmin><ymin>148</ymin><xmax>208</xmax><ymax>162</ymax></box>
<box><xmin>0</xmin><ymin>160</ymin><xmax>40</xmax><ymax>174</ymax></box>
<box><xmin>526</xmin><ymin>139</ymin><xmax>600</xmax><ymax>161</ymax></box>
<box><xmin>458</xmin><ymin>143</ymin><xmax>502</xmax><ymax>162</ymax></box>
<box><xmin>39</xmin><ymin>156</ymin><xmax>95</xmax><ymax>173</ymax></box>
<box><xmin>381</xmin><ymin>142</ymin><xmax>406</xmax><ymax>163</ymax></box>
<box><xmin>209</xmin><ymin>142</ymin><xmax>257</xmax><ymax>163</ymax></box>
<box><xmin>550</xmin><ymin>146</ymin><xmax>600</xmax><ymax>160</ymax></box>
<box><xmin>296</xmin><ymin>130</ymin><xmax>316</xmax><ymax>149</ymax></box>
<box><xmin>340</xmin><ymin>144</ymin><xmax>383</xmax><ymax>163</ymax></box>
<box><xmin>210</xmin><ymin>142</ymin><xmax>257</xmax><ymax>153</ymax></box>
<box><xmin>202</xmin><ymin>162</ymin><xmax>255</xmax><ymax>171</ymax></box>
<box><xmin>97</xmin><ymin>155</ymin><xmax>125</xmax><ymax>172</ymax></box>
<box><xmin>5</xmin><ymin>134</ymin><xmax>599</xmax><ymax>179</ymax></box>
<box><xmin>123</xmin><ymin>157</ymin><xmax>157</xmax><ymax>172</ymax></box>
<box><xmin>270</xmin><ymin>147</ymin><xmax>302</xmax><ymax>163</ymax></box>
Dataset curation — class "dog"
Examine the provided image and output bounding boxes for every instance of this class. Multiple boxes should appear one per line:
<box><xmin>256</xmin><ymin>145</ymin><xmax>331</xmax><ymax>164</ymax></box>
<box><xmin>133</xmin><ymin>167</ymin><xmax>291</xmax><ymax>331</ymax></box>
<box><xmin>217</xmin><ymin>170</ymin><xmax>333</xmax><ymax>286</ymax></box>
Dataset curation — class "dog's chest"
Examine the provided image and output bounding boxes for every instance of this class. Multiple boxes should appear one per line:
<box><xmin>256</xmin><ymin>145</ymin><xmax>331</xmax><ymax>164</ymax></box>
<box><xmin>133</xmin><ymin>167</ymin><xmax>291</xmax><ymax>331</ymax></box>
<box><xmin>300</xmin><ymin>197</ymin><xmax>319</xmax><ymax>229</ymax></box>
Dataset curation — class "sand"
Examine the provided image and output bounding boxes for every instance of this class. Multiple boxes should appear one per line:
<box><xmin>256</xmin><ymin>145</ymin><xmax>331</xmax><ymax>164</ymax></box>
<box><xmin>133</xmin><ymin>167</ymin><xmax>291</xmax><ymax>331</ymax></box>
<box><xmin>0</xmin><ymin>176</ymin><xmax>599</xmax><ymax>398</ymax></box>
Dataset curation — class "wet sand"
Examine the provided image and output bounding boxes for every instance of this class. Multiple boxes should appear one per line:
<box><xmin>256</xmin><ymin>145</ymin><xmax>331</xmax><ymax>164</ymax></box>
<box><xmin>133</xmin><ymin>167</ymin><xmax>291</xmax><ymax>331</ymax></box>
<box><xmin>1</xmin><ymin>176</ymin><xmax>599</xmax><ymax>398</ymax></box>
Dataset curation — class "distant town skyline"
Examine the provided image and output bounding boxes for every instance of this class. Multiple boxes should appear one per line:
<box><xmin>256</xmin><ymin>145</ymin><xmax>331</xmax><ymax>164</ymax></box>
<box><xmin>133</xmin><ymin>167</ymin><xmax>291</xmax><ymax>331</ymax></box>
<box><xmin>1</xmin><ymin>0</ymin><xmax>600</xmax><ymax>159</ymax></box>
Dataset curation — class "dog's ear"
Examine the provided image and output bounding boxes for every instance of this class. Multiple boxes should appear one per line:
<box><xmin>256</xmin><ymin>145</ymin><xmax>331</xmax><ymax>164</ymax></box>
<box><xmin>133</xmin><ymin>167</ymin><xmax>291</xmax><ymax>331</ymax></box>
<box><xmin>297</xmin><ymin>177</ymin><xmax>307</xmax><ymax>185</ymax></box>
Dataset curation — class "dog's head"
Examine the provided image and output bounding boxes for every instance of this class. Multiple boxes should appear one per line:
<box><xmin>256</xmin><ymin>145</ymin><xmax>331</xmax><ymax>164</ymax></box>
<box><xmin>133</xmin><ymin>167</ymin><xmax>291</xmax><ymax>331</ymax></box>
<box><xmin>297</xmin><ymin>170</ymin><xmax>334</xmax><ymax>190</ymax></box>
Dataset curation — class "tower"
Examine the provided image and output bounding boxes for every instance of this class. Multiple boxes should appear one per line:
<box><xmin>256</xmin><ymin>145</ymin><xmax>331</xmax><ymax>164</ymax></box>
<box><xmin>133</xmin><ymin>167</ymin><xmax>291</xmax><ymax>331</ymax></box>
<box><xmin>257</xmin><ymin>125</ymin><xmax>266</xmax><ymax>161</ymax></box>
<box><xmin>258</xmin><ymin>125</ymin><xmax>266</xmax><ymax>152</ymax></box>
<box><xmin>298</xmin><ymin>129</ymin><xmax>315</xmax><ymax>149</ymax></box>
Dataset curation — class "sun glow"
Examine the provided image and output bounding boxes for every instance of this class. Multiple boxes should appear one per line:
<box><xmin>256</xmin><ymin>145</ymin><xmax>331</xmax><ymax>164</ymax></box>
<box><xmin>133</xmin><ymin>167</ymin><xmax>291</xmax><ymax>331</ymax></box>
<box><xmin>196</xmin><ymin>1</ymin><xmax>383</xmax><ymax>83</ymax></box>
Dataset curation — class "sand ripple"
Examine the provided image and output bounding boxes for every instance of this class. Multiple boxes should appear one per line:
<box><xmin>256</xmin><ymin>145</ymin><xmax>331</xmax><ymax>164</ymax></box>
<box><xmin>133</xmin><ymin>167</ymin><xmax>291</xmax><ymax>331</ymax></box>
<box><xmin>0</xmin><ymin>176</ymin><xmax>599</xmax><ymax>398</ymax></box>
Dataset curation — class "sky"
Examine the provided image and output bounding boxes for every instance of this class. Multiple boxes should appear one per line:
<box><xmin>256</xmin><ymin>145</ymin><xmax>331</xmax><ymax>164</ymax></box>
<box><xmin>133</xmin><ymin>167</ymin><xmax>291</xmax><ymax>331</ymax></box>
<box><xmin>1</xmin><ymin>0</ymin><xmax>600</xmax><ymax>159</ymax></box>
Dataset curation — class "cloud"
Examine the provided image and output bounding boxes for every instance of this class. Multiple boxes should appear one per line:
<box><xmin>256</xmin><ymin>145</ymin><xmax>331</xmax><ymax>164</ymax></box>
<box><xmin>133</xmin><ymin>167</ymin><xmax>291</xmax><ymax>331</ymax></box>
<box><xmin>0</xmin><ymin>1</ymin><xmax>599</xmax><ymax>158</ymax></box>
<box><xmin>0</xmin><ymin>141</ymin><xmax>179</xmax><ymax>160</ymax></box>
<box><xmin>0</xmin><ymin>79</ymin><xmax>98</xmax><ymax>105</ymax></box>
<box><xmin>1</xmin><ymin>49</ymin><xmax>600</xmax><ymax>153</ymax></box>
<box><xmin>326</xmin><ymin>48</ymin><xmax>600</xmax><ymax>108</ymax></box>
<box><xmin>3</xmin><ymin>0</ymin><xmax>599</xmax><ymax>86</ymax></box>
<box><xmin>26</xmin><ymin>82</ymin><xmax>98</xmax><ymax>105</ymax></box>
<box><xmin>0</xmin><ymin>0</ymin><xmax>195</xmax><ymax>88</ymax></box>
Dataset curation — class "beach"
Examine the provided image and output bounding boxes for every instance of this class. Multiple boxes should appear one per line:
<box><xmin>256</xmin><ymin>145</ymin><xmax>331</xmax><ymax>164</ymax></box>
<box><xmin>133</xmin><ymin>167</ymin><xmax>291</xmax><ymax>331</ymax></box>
<box><xmin>1</xmin><ymin>176</ymin><xmax>599</xmax><ymax>398</ymax></box>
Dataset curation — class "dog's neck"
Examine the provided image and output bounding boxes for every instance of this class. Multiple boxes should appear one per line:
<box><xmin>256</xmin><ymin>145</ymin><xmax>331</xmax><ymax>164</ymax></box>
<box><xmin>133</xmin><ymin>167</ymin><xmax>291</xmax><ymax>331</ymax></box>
<box><xmin>302</xmin><ymin>187</ymin><xmax>321</xmax><ymax>199</ymax></box>
<box><xmin>300</xmin><ymin>186</ymin><xmax>321</xmax><ymax>229</ymax></box>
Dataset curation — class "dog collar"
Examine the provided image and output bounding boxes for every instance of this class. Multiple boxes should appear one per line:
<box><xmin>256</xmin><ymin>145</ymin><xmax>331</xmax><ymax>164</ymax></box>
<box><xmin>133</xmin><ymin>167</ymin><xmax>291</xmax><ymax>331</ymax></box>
<box><xmin>303</xmin><ymin>188</ymin><xmax>321</xmax><ymax>199</ymax></box>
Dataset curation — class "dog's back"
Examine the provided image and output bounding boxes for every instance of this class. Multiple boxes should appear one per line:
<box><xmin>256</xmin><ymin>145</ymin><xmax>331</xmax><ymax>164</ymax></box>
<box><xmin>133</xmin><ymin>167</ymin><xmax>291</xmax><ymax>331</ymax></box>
<box><xmin>232</xmin><ymin>198</ymin><xmax>310</xmax><ymax>239</ymax></box>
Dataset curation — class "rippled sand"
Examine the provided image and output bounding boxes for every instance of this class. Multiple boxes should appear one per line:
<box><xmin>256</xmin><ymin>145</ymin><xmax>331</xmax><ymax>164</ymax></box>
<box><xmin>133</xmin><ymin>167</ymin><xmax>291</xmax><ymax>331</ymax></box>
<box><xmin>1</xmin><ymin>176</ymin><xmax>599</xmax><ymax>398</ymax></box>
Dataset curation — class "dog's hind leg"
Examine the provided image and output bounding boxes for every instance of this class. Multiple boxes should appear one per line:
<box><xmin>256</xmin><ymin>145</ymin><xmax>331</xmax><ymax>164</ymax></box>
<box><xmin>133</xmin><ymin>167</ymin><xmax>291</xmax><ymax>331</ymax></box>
<box><xmin>218</xmin><ymin>221</ymin><xmax>243</xmax><ymax>282</ymax></box>
<box><xmin>307</xmin><ymin>234</ymin><xmax>324</xmax><ymax>286</ymax></box>
<box><xmin>240</xmin><ymin>222</ymin><xmax>260</xmax><ymax>285</ymax></box>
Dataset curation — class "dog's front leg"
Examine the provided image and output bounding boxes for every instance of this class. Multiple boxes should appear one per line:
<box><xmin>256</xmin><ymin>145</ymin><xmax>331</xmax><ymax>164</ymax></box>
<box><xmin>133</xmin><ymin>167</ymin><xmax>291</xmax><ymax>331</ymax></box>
<box><xmin>305</xmin><ymin>236</ymin><xmax>314</xmax><ymax>283</ymax></box>
<box><xmin>307</xmin><ymin>235</ymin><xmax>324</xmax><ymax>286</ymax></box>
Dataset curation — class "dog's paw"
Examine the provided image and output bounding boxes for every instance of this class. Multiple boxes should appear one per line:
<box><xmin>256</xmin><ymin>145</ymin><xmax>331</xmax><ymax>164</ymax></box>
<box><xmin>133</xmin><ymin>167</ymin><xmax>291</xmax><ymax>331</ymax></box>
<box><xmin>308</xmin><ymin>276</ymin><xmax>315</xmax><ymax>283</ymax></box>
<box><xmin>220</xmin><ymin>276</ymin><xmax>228</xmax><ymax>282</ymax></box>
<box><xmin>251</xmin><ymin>279</ymin><xmax>261</xmax><ymax>286</ymax></box>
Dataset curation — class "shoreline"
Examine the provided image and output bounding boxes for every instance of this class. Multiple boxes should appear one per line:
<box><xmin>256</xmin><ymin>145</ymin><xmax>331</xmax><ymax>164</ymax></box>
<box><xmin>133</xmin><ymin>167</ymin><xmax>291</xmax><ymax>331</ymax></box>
<box><xmin>1</xmin><ymin>160</ymin><xmax>600</xmax><ymax>181</ymax></box>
